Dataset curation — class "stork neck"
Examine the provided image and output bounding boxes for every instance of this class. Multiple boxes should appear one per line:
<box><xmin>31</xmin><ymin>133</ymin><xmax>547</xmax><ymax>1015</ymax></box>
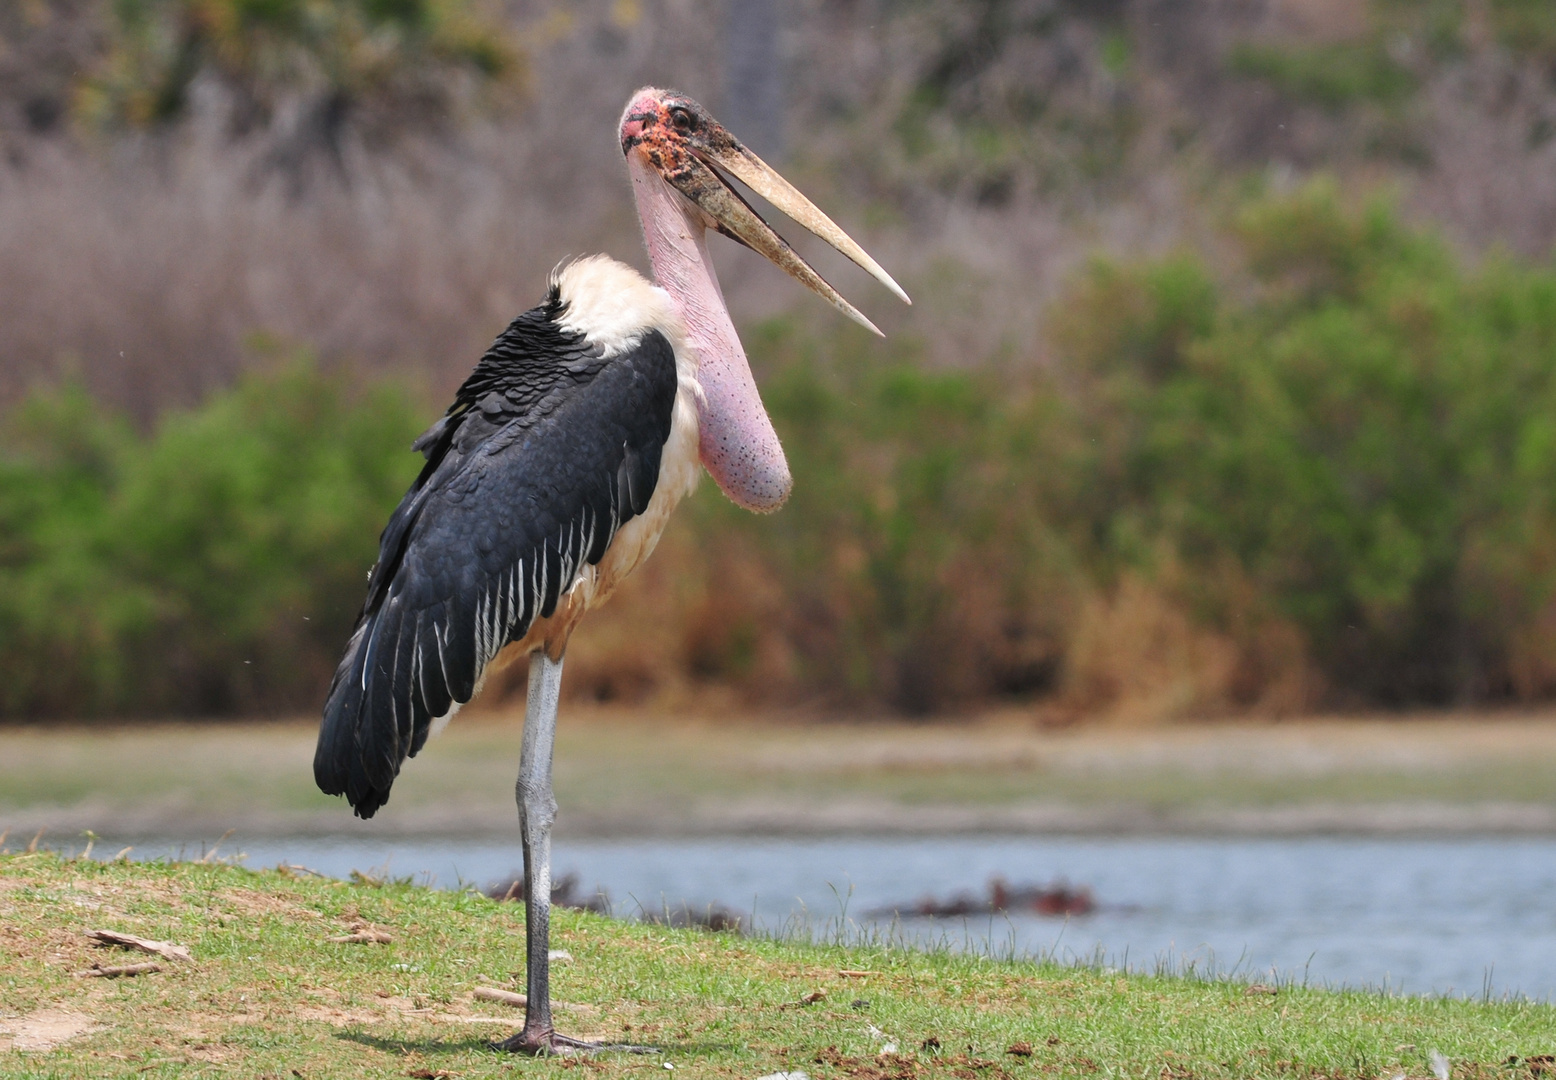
<box><xmin>628</xmin><ymin>153</ymin><xmax>792</xmax><ymax>512</ymax></box>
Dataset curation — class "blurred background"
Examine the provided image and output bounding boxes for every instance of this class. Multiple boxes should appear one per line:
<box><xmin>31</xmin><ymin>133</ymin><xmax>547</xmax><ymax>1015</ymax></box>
<box><xmin>4</xmin><ymin>0</ymin><xmax>1556</xmax><ymax>997</ymax></box>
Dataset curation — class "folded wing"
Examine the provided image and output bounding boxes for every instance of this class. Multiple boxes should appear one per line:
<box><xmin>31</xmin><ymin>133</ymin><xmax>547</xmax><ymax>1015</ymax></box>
<box><xmin>315</xmin><ymin>301</ymin><xmax>678</xmax><ymax>817</ymax></box>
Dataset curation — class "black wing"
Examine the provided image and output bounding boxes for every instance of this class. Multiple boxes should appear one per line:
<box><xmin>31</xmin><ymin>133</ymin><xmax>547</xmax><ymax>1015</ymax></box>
<box><xmin>315</xmin><ymin>294</ymin><xmax>678</xmax><ymax>817</ymax></box>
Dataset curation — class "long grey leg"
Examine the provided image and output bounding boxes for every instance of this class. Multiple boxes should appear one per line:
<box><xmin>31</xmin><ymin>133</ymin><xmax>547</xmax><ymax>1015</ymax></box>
<box><xmin>500</xmin><ymin>650</ymin><xmax>564</xmax><ymax>1052</ymax></box>
<box><xmin>496</xmin><ymin>650</ymin><xmax>656</xmax><ymax>1057</ymax></box>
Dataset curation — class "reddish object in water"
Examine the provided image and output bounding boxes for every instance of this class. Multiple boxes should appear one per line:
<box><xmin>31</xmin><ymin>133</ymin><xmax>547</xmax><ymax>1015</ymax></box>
<box><xmin>989</xmin><ymin>876</ymin><xmax>1095</xmax><ymax>916</ymax></box>
<box><xmin>872</xmin><ymin>876</ymin><xmax>1097</xmax><ymax>919</ymax></box>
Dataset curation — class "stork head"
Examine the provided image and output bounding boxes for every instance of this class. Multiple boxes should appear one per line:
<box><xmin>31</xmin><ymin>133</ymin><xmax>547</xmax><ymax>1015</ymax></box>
<box><xmin>619</xmin><ymin>87</ymin><xmax>909</xmax><ymax>335</ymax></box>
<box><xmin>618</xmin><ymin>88</ymin><xmax>908</xmax><ymax>513</ymax></box>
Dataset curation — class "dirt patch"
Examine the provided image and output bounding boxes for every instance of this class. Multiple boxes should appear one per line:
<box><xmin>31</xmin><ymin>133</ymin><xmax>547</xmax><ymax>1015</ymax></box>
<box><xmin>292</xmin><ymin>998</ymin><xmax>516</xmax><ymax>1029</ymax></box>
<box><xmin>215</xmin><ymin>887</ymin><xmax>319</xmax><ymax>920</ymax></box>
<box><xmin>812</xmin><ymin>1045</ymin><xmax>1019</xmax><ymax>1080</ymax></box>
<box><xmin>0</xmin><ymin>1008</ymin><xmax>103</xmax><ymax>1051</ymax></box>
<box><xmin>294</xmin><ymin>1003</ymin><xmax>397</xmax><ymax>1027</ymax></box>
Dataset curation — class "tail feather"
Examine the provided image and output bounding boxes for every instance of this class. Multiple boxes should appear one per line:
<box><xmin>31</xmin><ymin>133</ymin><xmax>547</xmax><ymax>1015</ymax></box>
<box><xmin>315</xmin><ymin>621</ymin><xmax>373</xmax><ymax>812</ymax></box>
<box><xmin>316</xmin><ymin>604</ymin><xmax>401</xmax><ymax>819</ymax></box>
<box><xmin>357</xmin><ymin>600</ymin><xmax>407</xmax><ymax>791</ymax></box>
<box><xmin>316</xmin><ymin>591</ymin><xmax>452</xmax><ymax>819</ymax></box>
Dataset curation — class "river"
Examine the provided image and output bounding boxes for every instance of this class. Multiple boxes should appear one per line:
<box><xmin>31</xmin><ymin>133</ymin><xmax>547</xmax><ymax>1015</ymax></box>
<box><xmin>102</xmin><ymin>832</ymin><xmax>1556</xmax><ymax>1001</ymax></box>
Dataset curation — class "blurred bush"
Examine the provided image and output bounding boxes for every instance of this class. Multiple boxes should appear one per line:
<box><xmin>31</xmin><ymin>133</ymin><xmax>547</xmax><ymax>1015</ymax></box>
<box><xmin>76</xmin><ymin>0</ymin><xmax>520</xmax><ymax>159</ymax></box>
<box><xmin>0</xmin><ymin>360</ymin><xmax>424</xmax><ymax>717</ymax></box>
<box><xmin>876</xmin><ymin>0</ymin><xmax>1138</xmax><ymax>205</ymax></box>
<box><xmin>1226</xmin><ymin>41</ymin><xmax>1417</xmax><ymax>114</ymax></box>
<box><xmin>580</xmin><ymin>180</ymin><xmax>1556</xmax><ymax>718</ymax></box>
<box><xmin>1046</xmin><ymin>180</ymin><xmax>1556</xmax><ymax>710</ymax></box>
<box><xmin>663</xmin><ymin>324</ymin><xmax>1078</xmax><ymax>715</ymax></box>
<box><xmin>6</xmin><ymin>183</ymin><xmax>1556</xmax><ymax>721</ymax></box>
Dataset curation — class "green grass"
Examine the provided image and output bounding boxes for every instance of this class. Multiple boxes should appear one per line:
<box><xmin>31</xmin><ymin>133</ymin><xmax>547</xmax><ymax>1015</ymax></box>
<box><xmin>1</xmin><ymin>852</ymin><xmax>1554</xmax><ymax>1078</ymax></box>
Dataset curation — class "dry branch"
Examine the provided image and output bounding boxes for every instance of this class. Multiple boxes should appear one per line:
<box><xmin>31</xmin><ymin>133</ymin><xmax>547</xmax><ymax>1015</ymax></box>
<box><xmin>329</xmin><ymin>930</ymin><xmax>392</xmax><ymax>944</ymax></box>
<box><xmin>86</xmin><ymin>930</ymin><xmax>193</xmax><ymax>963</ymax></box>
<box><xmin>468</xmin><ymin>987</ymin><xmax>595</xmax><ymax>1013</ymax></box>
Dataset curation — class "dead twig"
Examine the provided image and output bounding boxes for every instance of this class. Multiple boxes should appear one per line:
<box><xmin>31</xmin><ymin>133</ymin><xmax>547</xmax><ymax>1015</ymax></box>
<box><xmin>75</xmin><ymin>961</ymin><xmax>160</xmax><ymax>979</ymax></box>
<box><xmin>468</xmin><ymin>987</ymin><xmax>595</xmax><ymax>1013</ymax></box>
<box><xmin>839</xmin><ymin>970</ymin><xmax>879</xmax><ymax>978</ymax></box>
<box><xmin>26</xmin><ymin>828</ymin><xmax>44</xmax><ymax>854</ymax></box>
<box><xmin>87</xmin><ymin>929</ymin><xmax>193</xmax><ymax>963</ymax></box>
<box><xmin>197</xmin><ymin>829</ymin><xmax>236</xmax><ymax>864</ymax></box>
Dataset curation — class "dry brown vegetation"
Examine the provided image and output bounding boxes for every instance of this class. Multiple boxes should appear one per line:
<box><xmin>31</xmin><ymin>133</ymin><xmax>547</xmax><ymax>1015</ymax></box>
<box><xmin>5</xmin><ymin>0</ymin><xmax>1556</xmax><ymax>414</ymax></box>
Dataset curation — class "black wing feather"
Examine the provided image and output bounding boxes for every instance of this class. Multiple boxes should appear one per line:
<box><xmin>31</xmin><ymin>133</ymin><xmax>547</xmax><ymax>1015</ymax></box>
<box><xmin>315</xmin><ymin>296</ymin><xmax>678</xmax><ymax>818</ymax></box>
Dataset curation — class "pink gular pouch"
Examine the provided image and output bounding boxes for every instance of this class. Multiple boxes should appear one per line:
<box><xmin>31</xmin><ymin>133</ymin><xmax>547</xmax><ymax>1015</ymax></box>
<box><xmin>626</xmin><ymin>147</ymin><xmax>793</xmax><ymax>512</ymax></box>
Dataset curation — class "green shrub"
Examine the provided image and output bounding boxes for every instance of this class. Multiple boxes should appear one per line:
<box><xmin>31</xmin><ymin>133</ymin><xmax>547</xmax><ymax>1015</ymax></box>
<box><xmin>77</xmin><ymin>0</ymin><xmax>520</xmax><ymax>139</ymax></box>
<box><xmin>1227</xmin><ymin>41</ymin><xmax>1417</xmax><ymax>113</ymax></box>
<box><xmin>684</xmin><ymin>322</ymin><xmax>1077</xmax><ymax>713</ymax></box>
<box><xmin>1067</xmin><ymin>181</ymin><xmax>1556</xmax><ymax>705</ymax></box>
<box><xmin>6</xmin><ymin>182</ymin><xmax>1556</xmax><ymax>720</ymax></box>
<box><xmin>0</xmin><ymin>384</ymin><xmax>144</xmax><ymax>715</ymax></box>
<box><xmin>1490</xmin><ymin>0</ymin><xmax>1556</xmax><ymax>63</ymax></box>
<box><xmin>0</xmin><ymin>360</ymin><xmax>425</xmax><ymax>717</ymax></box>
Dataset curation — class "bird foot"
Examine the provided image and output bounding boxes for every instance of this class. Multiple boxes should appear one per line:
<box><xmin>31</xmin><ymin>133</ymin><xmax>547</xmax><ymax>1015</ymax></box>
<box><xmin>494</xmin><ymin>1026</ymin><xmax>658</xmax><ymax>1056</ymax></box>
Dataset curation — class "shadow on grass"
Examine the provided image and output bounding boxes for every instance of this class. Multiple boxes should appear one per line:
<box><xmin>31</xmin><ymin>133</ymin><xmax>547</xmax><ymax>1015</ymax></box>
<box><xmin>337</xmin><ymin>1029</ymin><xmax>739</xmax><ymax>1057</ymax></box>
<box><xmin>335</xmin><ymin>1030</ymin><xmax>504</xmax><ymax>1054</ymax></box>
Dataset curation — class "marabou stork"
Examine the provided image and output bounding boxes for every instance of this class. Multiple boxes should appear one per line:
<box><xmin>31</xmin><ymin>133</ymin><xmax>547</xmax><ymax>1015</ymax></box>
<box><xmin>314</xmin><ymin>87</ymin><xmax>909</xmax><ymax>1055</ymax></box>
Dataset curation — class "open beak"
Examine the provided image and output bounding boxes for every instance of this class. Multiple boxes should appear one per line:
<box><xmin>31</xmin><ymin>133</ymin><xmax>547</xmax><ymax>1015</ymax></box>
<box><xmin>633</xmin><ymin>101</ymin><xmax>910</xmax><ymax>336</ymax></box>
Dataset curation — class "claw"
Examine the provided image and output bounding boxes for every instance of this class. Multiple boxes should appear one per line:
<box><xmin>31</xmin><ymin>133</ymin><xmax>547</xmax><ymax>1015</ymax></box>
<box><xmin>494</xmin><ymin>1027</ymin><xmax>659</xmax><ymax>1056</ymax></box>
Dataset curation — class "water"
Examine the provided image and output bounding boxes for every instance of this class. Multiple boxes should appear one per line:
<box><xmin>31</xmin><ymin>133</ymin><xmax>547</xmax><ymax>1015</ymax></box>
<box><xmin>105</xmin><ymin>833</ymin><xmax>1556</xmax><ymax>1001</ymax></box>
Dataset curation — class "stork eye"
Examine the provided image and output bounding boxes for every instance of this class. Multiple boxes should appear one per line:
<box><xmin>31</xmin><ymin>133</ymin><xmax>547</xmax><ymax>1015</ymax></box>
<box><xmin>668</xmin><ymin>106</ymin><xmax>695</xmax><ymax>132</ymax></box>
